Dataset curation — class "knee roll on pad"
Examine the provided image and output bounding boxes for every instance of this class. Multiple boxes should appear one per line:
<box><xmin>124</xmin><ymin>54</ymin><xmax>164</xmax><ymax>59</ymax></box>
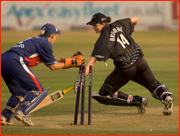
<box><xmin>101</xmin><ymin>84</ymin><xmax>113</xmax><ymax>97</ymax></box>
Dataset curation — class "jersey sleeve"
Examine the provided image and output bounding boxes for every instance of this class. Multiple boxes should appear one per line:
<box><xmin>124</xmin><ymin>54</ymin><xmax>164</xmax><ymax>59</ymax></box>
<box><xmin>37</xmin><ymin>40</ymin><xmax>57</xmax><ymax>65</ymax></box>
<box><xmin>91</xmin><ymin>32</ymin><xmax>109</xmax><ymax>62</ymax></box>
<box><xmin>112</xmin><ymin>18</ymin><xmax>134</xmax><ymax>35</ymax></box>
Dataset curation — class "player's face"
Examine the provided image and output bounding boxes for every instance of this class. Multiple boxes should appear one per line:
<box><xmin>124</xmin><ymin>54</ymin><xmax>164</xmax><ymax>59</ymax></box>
<box><xmin>51</xmin><ymin>33</ymin><xmax>57</xmax><ymax>44</ymax></box>
<box><xmin>93</xmin><ymin>23</ymin><xmax>105</xmax><ymax>33</ymax></box>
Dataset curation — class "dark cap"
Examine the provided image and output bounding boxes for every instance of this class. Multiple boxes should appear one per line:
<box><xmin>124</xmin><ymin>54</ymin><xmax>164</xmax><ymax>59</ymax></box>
<box><xmin>86</xmin><ymin>12</ymin><xmax>107</xmax><ymax>25</ymax></box>
<box><xmin>41</xmin><ymin>23</ymin><xmax>61</xmax><ymax>35</ymax></box>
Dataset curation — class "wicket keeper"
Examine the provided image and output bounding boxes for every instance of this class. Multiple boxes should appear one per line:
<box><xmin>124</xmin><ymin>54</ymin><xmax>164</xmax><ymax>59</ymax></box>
<box><xmin>1</xmin><ymin>23</ymin><xmax>85</xmax><ymax>126</ymax></box>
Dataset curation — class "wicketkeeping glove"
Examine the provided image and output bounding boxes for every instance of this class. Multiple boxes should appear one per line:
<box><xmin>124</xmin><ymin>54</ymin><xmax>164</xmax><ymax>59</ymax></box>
<box><xmin>61</xmin><ymin>51</ymin><xmax>85</xmax><ymax>69</ymax></box>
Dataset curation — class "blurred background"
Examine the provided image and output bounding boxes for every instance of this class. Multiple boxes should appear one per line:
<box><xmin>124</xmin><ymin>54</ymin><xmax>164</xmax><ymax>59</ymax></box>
<box><xmin>1</xmin><ymin>1</ymin><xmax>179</xmax><ymax>31</ymax></box>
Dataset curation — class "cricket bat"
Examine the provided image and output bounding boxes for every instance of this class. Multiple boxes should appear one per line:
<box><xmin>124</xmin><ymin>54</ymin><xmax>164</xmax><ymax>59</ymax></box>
<box><xmin>29</xmin><ymin>87</ymin><xmax>74</xmax><ymax>113</ymax></box>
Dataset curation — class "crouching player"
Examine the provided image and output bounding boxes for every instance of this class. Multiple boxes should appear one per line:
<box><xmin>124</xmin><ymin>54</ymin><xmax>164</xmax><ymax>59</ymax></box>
<box><xmin>1</xmin><ymin>23</ymin><xmax>85</xmax><ymax>126</ymax></box>
<box><xmin>75</xmin><ymin>12</ymin><xmax>174</xmax><ymax>116</ymax></box>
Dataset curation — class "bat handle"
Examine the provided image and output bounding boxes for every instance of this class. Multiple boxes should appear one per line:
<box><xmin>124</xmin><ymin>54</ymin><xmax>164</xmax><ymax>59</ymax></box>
<box><xmin>63</xmin><ymin>87</ymin><xmax>74</xmax><ymax>95</ymax></box>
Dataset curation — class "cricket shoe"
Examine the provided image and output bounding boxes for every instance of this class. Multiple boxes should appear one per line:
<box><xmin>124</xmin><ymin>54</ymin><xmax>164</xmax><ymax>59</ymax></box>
<box><xmin>137</xmin><ymin>97</ymin><xmax>148</xmax><ymax>114</ymax></box>
<box><xmin>1</xmin><ymin>115</ymin><xmax>13</xmax><ymax>125</ymax></box>
<box><xmin>14</xmin><ymin>110</ymin><xmax>34</xmax><ymax>126</ymax></box>
<box><xmin>163</xmin><ymin>96</ymin><xmax>174</xmax><ymax>115</ymax></box>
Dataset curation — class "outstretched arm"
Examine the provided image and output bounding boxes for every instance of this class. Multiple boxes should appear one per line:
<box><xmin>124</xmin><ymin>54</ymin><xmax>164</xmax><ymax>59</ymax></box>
<box><xmin>130</xmin><ymin>17</ymin><xmax>139</xmax><ymax>26</ymax></box>
<box><xmin>45</xmin><ymin>61</ymin><xmax>65</xmax><ymax>71</ymax></box>
<box><xmin>45</xmin><ymin>52</ymin><xmax>85</xmax><ymax>71</ymax></box>
<box><xmin>85</xmin><ymin>56</ymin><xmax>97</xmax><ymax>75</ymax></box>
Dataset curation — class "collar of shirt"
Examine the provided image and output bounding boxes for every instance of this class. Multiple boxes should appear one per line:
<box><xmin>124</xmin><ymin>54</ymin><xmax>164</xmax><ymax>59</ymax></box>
<box><xmin>101</xmin><ymin>24</ymin><xmax>109</xmax><ymax>33</ymax></box>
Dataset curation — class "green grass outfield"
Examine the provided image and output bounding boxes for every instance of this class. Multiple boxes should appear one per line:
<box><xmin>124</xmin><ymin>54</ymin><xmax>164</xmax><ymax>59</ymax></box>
<box><xmin>1</xmin><ymin>30</ymin><xmax>179</xmax><ymax>135</ymax></box>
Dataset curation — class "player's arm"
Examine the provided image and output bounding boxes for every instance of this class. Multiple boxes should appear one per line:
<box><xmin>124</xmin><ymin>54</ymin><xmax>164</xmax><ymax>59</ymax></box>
<box><xmin>130</xmin><ymin>17</ymin><xmax>138</xmax><ymax>26</ymax></box>
<box><xmin>44</xmin><ymin>52</ymin><xmax>85</xmax><ymax>71</ymax></box>
<box><xmin>85</xmin><ymin>57</ymin><xmax>97</xmax><ymax>75</ymax></box>
<box><xmin>45</xmin><ymin>61</ymin><xmax>65</xmax><ymax>71</ymax></box>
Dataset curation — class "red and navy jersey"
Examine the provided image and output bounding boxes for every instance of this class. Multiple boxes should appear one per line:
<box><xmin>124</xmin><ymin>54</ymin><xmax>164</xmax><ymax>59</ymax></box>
<box><xmin>91</xmin><ymin>18</ymin><xmax>144</xmax><ymax>68</ymax></box>
<box><xmin>6</xmin><ymin>36</ymin><xmax>57</xmax><ymax>68</ymax></box>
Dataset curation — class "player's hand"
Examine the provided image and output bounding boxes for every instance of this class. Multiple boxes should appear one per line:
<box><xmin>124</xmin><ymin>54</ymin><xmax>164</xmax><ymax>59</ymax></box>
<box><xmin>61</xmin><ymin>51</ymin><xmax>85</xmax><ymax>69</ymax></box>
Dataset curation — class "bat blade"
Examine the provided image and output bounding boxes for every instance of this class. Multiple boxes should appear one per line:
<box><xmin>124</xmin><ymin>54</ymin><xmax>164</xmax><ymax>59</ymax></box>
<box><xmin>29</xmin><ymin>87</ymin><xmax>73</xmax><ymax>113</ymax></box>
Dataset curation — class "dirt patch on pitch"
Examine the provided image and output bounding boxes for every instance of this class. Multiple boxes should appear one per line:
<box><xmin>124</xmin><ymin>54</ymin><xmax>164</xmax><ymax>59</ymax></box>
<box><xmin>18</xmin><ymin>106</ymin><xmax>179</xmax><ymax>132</ymax></box>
